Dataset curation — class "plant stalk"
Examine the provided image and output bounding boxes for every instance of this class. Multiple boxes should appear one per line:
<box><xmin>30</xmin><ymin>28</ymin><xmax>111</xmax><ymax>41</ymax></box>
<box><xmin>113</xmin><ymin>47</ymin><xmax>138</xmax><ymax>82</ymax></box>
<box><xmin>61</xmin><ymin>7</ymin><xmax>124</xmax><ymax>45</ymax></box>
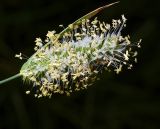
<box><xmin>0</xmin><ymin>73</ymin><xmax>21</xmax><ymax>85</ymax></box>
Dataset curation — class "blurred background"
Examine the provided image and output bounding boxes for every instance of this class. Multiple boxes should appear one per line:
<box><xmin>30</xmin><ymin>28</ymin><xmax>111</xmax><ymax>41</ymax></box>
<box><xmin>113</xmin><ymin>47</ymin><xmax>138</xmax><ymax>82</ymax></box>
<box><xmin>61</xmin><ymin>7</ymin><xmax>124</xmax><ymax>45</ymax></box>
<box><xmin>0</xmin><ymin>0</ymin><xmax>160</xmax><ymax>129</ymax></box>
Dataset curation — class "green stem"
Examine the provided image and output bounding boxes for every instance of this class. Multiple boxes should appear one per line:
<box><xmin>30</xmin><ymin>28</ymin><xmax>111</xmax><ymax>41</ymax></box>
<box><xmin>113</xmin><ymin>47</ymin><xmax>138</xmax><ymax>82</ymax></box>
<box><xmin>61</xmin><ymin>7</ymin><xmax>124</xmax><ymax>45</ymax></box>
<box><xmin>0</xmin><ymin>73</ymin><xmax>21</xmax><ymax>85</ymax></box>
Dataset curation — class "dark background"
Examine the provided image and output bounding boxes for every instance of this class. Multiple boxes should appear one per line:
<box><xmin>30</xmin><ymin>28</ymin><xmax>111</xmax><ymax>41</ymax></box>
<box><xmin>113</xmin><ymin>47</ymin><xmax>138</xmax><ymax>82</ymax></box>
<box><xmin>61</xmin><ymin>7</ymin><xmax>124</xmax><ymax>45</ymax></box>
<box><xmin>0</xmin><ymin>0</ymin><xmax>160</xmax><ymax>129</ymax></box>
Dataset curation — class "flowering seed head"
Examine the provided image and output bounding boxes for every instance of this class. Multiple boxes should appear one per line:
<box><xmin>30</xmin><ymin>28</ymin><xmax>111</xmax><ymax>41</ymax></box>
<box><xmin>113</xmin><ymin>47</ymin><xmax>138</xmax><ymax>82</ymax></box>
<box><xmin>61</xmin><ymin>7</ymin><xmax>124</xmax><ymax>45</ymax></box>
<box><xmin>19</xmin><ymin>15</ymin><xmax>141</xmax><ymax>98</ymax></box>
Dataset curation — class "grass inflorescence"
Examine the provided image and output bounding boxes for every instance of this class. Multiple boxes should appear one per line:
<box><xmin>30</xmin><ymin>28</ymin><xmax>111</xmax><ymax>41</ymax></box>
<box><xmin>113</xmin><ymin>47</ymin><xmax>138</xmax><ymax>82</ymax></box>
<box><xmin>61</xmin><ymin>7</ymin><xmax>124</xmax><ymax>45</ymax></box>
<box><xmin>0</xmin><ymin>2</ymin><xmax>141</xmax><ymax>98</ymax></box>
<box><xmin>19</xmin><ymin>15</ymin><xmax>141</xmax><ymax>98</ymax></box>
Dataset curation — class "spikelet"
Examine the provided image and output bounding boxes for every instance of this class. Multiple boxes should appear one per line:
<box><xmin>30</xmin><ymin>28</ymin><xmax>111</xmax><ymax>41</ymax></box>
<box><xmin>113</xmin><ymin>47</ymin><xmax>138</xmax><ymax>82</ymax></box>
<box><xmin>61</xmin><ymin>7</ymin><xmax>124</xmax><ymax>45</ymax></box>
<box><xmin>16</xmin><ymin>14</ymin><xmax>141</xmax><ymax>98</ymax></box>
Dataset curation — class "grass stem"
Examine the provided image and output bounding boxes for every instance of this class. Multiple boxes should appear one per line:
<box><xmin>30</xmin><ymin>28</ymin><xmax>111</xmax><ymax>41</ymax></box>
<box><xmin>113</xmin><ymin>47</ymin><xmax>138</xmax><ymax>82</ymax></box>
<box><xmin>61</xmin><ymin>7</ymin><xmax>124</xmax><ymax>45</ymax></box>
<box><xmin>0</xmin><ymin>73</ymin><xmax>21</xmax><ymax>85</ymax></box>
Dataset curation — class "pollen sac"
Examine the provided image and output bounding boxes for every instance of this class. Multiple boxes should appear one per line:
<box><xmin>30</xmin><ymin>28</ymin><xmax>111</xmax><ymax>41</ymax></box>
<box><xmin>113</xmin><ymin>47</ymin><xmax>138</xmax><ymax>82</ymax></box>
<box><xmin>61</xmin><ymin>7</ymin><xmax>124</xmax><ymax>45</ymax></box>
<box><xmin>20</xmin><ymin>15</ymin><xmax>141</xmax><ymax>98</ymax></box>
